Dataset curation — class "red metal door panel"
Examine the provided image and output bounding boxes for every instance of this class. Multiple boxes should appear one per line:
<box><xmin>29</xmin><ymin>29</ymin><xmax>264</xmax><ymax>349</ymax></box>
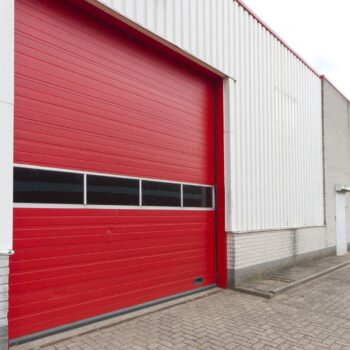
<box><xmin>10</xmin><ymin>209</ymin><xmax>216</xmax><ymax>339</ymax></box>
<box><xmin>10</xmin><ymin>0</ymin><xmax>219</xmax><ymax>341</ymax></box>
<box><xmin>14</xmin><ymin>0</ymin><xmax>215</xmax><ymax>184</ymax></box>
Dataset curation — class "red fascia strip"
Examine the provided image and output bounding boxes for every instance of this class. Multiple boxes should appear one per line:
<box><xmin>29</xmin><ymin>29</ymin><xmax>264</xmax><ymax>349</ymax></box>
<box><xmin>235</xmin><ymin>0</ymin><xmax>321</xmax><ymax>78</ymax></box>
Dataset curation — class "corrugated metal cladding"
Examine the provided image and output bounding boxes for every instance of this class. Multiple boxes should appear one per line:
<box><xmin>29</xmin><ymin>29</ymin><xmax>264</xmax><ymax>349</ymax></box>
<box><xmin>101</xmin><ymin>0</ymin><xmax>324</xmax><ymax>231</ymax></box>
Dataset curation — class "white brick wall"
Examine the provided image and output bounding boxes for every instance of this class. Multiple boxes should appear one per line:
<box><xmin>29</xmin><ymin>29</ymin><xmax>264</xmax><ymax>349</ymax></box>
<box><xmin>0</xmin><ymin>256</ymin><xmax>9</xmax><ymax>350</ymax></box>
<box><xmin>227</xmin><ymin>79</ymin><xmax>350</xmax><ymax>277</ymax></box>
<box><xmin>227</xmin><ymin>227</ymin><xmax>328</xmax><ymax>270</ymax></box>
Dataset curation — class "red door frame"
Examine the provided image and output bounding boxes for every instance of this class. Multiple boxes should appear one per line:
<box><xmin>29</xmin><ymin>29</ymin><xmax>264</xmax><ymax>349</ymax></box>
<box><xmin>66</xmin><ymin>0</ymin><xmax>227</xmax><ymax>288</ymax></box>
<box><xmin>214</xmin><ymin>81</ymin><xmax>227</xmax><ymax>288</ymax></box>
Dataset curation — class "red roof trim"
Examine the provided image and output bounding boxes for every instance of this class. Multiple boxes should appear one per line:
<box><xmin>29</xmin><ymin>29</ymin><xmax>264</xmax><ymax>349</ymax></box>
<box><xmin>235</xmin><ymin>0</ymin><xmax>320</xmax><ymax>78</ymax></box>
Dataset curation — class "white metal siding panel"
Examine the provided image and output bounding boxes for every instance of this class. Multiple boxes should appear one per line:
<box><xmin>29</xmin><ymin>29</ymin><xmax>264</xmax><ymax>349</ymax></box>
<box><xmin>104</xmin><ymin>0</ymin><xmax>235</xmax><ymax>77</ymax></box>
<box><xmin>96</xmin><ymin>0</ymin><xmax>324</xmax><ymax>231</ymax></box>
<box><xmin>0</xmin><ymin>0</ymin><xmax>14</xmax><ymax>251</ymax></box>
<box><xmin>229</xmin><ymin>2</ymin><xmax>323</xmax><ymax>231</ymax></box>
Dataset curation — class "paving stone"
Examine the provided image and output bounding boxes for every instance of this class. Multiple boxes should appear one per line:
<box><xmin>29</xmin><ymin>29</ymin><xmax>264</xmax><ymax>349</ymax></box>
<box><xmin>11</xmin><ymin>266</ymin><xmax>350</xmax><ymax>350</ymax></box>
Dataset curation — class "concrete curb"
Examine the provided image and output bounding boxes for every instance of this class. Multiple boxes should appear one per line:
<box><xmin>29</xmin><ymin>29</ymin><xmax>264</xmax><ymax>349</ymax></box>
<box><xmin>236</xmin><ymin>261</ymin><xmax>350</xmax><ymax>299</ymax></box>
<box><xmin>271</xmin><ymin>261</ymin><xmax>350</xmax><ymax>296</ymax></box>
<box><xmin>234</xmin><ymin>287</ymin><xmax>274</xmax><ymax>299</ymax></box>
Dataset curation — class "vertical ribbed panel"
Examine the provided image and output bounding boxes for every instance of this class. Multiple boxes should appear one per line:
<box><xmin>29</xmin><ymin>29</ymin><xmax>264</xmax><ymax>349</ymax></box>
<box><xmin>96</xmin><ymin>0</ymin><xmax>324</xmax><ymax>231</ymax></box>
<box><xmin>229</xmin><ymin>2</ymin><xmax>323</xmax><ymax>231</ymax></box>
<box><xmin>105</xmin><ymin>0</ymin><xmax>236</xmax><ymax>77</ymax></box>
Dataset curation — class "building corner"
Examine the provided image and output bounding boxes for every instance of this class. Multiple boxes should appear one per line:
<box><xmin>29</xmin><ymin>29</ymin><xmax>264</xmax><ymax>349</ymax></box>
<box><xmin>0</xmin><ymin>0</ymin><xmax>15</xmax><ymax>349</ymax></box>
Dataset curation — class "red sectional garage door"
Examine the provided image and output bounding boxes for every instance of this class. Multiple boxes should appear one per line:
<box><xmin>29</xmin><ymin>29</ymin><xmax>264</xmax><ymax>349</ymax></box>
<box><xmin>10</xmin><ymin>0</ymin><xmax>218</xmax><ymax>340</ymax></box>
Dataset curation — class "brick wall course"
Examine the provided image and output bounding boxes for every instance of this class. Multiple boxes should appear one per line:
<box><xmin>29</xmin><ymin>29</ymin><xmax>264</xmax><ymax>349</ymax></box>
<box><xmin>0</xmin><ymin>256</ymin><xmax>8</xmax><ymax>350</ymax></box>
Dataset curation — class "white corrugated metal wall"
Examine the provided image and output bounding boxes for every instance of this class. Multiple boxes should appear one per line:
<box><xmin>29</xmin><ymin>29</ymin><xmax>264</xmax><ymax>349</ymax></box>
<box><xmin>99</xmin><ymin>0</ymin><xmax>235</xmax><ymax>77</ymax></box>
<box><xmin>0</xmin><ymin>0</ymin><xmax>14</xmax><ymax>251</ymax></box>
<box><xmin>229</xmin><ymin>4</ymin><xmax>323</xmax><ymax>231</ymax></box>
<box><xmin>97</xmin><ymin>0</ymin><xmax>324</xmax><ymax>232</ymax></box>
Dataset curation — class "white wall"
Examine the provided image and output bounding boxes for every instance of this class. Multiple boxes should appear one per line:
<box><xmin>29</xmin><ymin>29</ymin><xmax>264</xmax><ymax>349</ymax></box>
<box><xmin>229</xmin><ymin>4</ymin><xmax>323</xmax><ymax>231</ymax></box>
<box><xmin>323</xmin><ymin>79</ymin><xmax>350</xmax><ymax>249</ymax></box>
<box><xmin>348</xmin><ymin>193</ymin><xmax>350</xmax><ymax>244</ymax></box>
<box><xmin>0</xmin><ymin>0</ymin><xmax>14</xmax><ymax>251</ymax></box>
<box><xmin>227</xmin><ymin>226</ymin><xmax>328</xmax><ymax>271</ymax></box>
<box><xmin>98</xmin><ymin>0</ymin><xmax>236</xmax><ymax>78</ymax></box>
<box><xmin>96</xmin><ymin>0</ymin><xmax>324</xmax><ymax>232</ymax></box>
<box><xmin>0</xmin><ymin>256</ymin><xmax>9</xmax><ymax>349</ymax></box>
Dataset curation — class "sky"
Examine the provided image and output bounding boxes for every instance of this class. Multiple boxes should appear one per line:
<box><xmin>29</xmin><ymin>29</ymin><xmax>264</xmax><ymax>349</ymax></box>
<box><xmin>242</xmin><ymin>0</ymin><xmax>350</xmax><ymax>100</ymax></box>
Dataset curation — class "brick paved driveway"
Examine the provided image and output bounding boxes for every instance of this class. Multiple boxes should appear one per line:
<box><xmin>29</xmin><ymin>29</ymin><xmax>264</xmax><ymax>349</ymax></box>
<box><xmin>27</xmin><ymin>266</ymin><xmax>350</xmax><ymax>349</ymax></box>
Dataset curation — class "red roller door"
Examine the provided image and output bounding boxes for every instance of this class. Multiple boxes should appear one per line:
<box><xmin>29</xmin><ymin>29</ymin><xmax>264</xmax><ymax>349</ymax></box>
<box><xmin>10</xmin><ymin>0</ymin><xmax>222</xmax><ymax>341</ymax></box>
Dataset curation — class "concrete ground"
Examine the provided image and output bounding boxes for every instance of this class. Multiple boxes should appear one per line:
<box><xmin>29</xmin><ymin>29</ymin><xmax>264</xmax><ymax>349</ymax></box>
<box><xmin>237</xmin><ymin>254</ymin><xmax>350</xmax><ymax>298</ymax></box>
<box><xmin>12</xmin><ymin>263</ymin><xmax>350</xmax><ymax>350</ymax></box>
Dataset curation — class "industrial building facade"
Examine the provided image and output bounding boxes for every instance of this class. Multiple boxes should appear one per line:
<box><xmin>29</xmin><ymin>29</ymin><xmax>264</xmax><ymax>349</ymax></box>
<box><xmin>0</xmin><ymin>0</ymin><xmax>349</xmax><ymax>348</ymax></box>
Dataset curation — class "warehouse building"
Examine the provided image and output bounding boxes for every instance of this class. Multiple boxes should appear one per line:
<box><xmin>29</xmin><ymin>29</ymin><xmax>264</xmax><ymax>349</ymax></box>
<box><xmin>0</xmin><ymin>0</ymin><xmax>349</xmax><ymax>348</ymax></box>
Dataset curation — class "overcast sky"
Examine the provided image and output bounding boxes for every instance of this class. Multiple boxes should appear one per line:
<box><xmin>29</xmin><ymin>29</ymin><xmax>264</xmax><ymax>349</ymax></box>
<box><xmin>242</xmin><ymin>0</ymin><xmax>350</xmax><ymax>100</ymax></box>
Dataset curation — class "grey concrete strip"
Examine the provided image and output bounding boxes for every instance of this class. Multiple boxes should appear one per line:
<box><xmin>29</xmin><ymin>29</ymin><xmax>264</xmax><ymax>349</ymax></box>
<box><xmin>271</xmin><ymin>260</ymin><xmax>350</xmax><ymax>296</ymax></box>
<box><xmin>234</xmin><ymin>286</ymin><xmax>274</xmax><ymax>299</ymax></box>
<box><xmin>237</xmin><ymin>260</ymin><xmax>350</xmax><ymax>299</ymax></box>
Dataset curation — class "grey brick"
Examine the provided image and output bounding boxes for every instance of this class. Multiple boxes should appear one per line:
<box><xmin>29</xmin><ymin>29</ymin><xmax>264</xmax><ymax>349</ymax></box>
<box><xmin>0</xmin><ymin>326</ymin><xmax>7</xmax><ymax>338</ymax></box>
<box><xmin>0</xmin><ymin>339</ymin><xmax>8</xmax><ymax>350</ymax></box>
<box><xmin>0</xmin><ymin>257</ymin><xmax>8</xmax><ymax>350</ymax></box>
<box><xmin>0</xmin><ymin>285</ymin><xmax>8</xmax><ymax>295</ymax></box>
<box><xmin>0</xmin><ymin>269</ymin><xmax>9</xmax><ymax>278</ymax></box>
<box><xmin>0</xmin><ymin>294</ymin><xmax>8</xmax><ymax>303</ymax></box>
<box><xmin>0</xmin><ymin>258</ymin><xmax>9</xmax><ymax>269</ymax></box>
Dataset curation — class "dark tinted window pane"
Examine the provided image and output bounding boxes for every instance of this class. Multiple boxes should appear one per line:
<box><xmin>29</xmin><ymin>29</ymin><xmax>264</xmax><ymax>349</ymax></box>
<box><xmin>183</xmin><ymin>185</ymin><xmax>213</xmax><ymax>208</ymax></box>
<box><xmin>87</xmin><ymin>175</ymin><xmax>139</xmax><ymax>205</ymax></box>
<box><xmin>14</xmin><ymin>167</ymin><xmax>84</xmax><ymax>204</ymax></box>
<box><xmin>142</xmin><ymin>181</ymin><xmax>181</xmax><ymax>207</ymax></box>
